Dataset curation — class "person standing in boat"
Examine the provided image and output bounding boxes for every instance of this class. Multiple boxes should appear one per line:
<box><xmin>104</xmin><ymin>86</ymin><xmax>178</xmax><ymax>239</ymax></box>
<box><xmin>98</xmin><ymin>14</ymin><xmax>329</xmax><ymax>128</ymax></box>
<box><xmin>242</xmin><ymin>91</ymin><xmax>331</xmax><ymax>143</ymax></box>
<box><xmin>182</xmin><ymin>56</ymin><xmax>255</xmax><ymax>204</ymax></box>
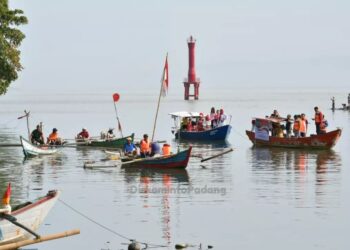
<box><xmin>312</xmin><ymin>107</ymin><xmax>323</xmax><ymax>135</ymax></box>
<box><xmin>293</xmin><ymin>115</ymin><xmax>301</xmax><ymax>137</ymax></box>
<box><xmin>140</xmin><ymin>134</ymin><xmax>151</xmax><ymax>158</ymax></box>
<box><xmin>30</xmin><ymin>125</ymin><xmax>45</xmax><ymax>145</ymax></box>
<box><xmin>77</xmin><ymin>128</ymin><xmax>89</xmax><ymax>139</ymax></box>
<box><xmin>210</xmin><ymin>107</ymin><xmax>216</xmax><ymax>128</ymax></box>
<box><xmin>218</xmin><ymin>109</ymin><xmax>227</xmax><ymax>126</ymax></box>
<box><xmin>47</xmin><ymin>128</ymin><xmax>63</xmax><ymax>145</ymax></box>
<box><xmin>299</xmin><ymin>113</ymin><xmax>309</xmax><ymax>137</ymax></box>
<box><xmin>285</xmin><ymin>114</ymin><xmax>292</xmax><ymax>138</ymax></box>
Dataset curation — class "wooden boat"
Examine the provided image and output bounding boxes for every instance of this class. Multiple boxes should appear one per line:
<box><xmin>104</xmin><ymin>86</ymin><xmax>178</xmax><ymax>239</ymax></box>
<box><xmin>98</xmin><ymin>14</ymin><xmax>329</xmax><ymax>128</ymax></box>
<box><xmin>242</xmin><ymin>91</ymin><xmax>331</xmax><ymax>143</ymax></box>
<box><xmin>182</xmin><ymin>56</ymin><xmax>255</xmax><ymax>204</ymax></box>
<box><xmin>121</xmin><ymin>147</ymin><xmax>192</xmax><ymax>169</ymax></box>
<box><xmin>20</xmin><ymin>136</ymin><xmax>58</xmax><ymax>157</ymax></box>
<box><xmin>169</xmin><ymin>111</ymin><xmax>231</xmax><ymax>141</ymax></box>
<box><xmin>76</xmin><ymin>133</ymin><xmax>135</xmax><ymax>148</ymax></box>
<box><xmin>246</xmin><ymin>129</ymin><xmax>342</xmax><ymax>149</ymax></box>
<box><xmin>0</xmin><ymin>190</ymin><xmax>60</xmax><ymax>246</ymax></box>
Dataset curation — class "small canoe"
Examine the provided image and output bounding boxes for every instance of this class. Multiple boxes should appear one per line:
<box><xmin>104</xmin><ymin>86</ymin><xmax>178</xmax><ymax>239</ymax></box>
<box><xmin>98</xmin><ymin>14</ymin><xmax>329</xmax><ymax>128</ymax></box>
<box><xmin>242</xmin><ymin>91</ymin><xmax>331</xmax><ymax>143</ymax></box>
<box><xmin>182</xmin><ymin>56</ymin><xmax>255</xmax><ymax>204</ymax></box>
<box><xmin>104</xmin><ymin>150</ymin><xmax>121</xmax><ymax>160</ymax></box>
<box><xmin>20</xmin><ymin>136</ymin><xmax>57</xmax><ymax>157</ymax></box>
<box><xmin>77</xmin><ymin>133</ymin><xmax>135</xmax><ymax>148</ymax></box>
<box><xmin>246</xmin><ymin>129</ymin><xmax>342</xmax><ymax>149</ymax></box>
<box><xmin>121</xmin><ymin>147</ymin><xmax>192</xmax><ymax>169</ymax></box>
<box><xmin>0</xmin><ymin>190</ymin><xmax>59</xmax><ymax>246</ymax></box>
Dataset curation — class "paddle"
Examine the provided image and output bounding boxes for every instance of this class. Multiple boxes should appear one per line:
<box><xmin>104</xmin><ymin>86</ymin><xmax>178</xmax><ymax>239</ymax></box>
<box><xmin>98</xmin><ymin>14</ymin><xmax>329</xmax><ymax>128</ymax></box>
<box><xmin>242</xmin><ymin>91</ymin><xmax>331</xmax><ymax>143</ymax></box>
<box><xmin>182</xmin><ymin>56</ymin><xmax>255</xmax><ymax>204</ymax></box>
<box><xmin>113</xmin><ymin>93</ymin><xmax>124</xmax><ymax>137</ymax></box>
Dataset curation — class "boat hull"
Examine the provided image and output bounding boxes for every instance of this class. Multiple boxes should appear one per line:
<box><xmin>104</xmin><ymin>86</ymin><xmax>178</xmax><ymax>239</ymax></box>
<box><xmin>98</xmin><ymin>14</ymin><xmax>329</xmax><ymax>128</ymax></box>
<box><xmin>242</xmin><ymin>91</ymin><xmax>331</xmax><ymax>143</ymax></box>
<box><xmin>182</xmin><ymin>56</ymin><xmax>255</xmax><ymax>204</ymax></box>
<box><xmin>175</xmin><ymin>125</ymin><xmax>231</xmax><ymax>141</ymax></box>
<box><xmin>122</xmin><ymin>147</ymin><xmax>192</xmax><ymax>169</ymax></box>
<box><xmin>80</xmin><ymin>133</ymin><xmax>134</xmax><ymax>148</ymax></box>
<box><xmin>245</xmin><ymin>129</ymin><xmax>342</xmax><ymax>149</ymax></box>
<box><xmin>20</xmin><ymin>136</ymin><xmax>58</xmax><ymax>157</ymax></box>
<box><xmin>0</xmin><ymin>190</ymin><xmax>59</xmax><ymax>245</ymax></box>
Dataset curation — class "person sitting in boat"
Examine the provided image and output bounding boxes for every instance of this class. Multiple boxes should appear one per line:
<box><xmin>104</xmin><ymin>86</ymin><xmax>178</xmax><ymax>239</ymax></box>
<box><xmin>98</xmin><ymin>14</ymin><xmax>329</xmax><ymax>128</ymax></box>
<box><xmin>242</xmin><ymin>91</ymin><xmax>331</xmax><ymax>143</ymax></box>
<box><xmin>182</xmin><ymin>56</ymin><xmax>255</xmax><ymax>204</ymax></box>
<box><xmin>0</xmin><ymin>183</ymin><xmax>11</xmax><ymax>214</ymax></box>
<box><xmin>162</xmin><ymin>143</ymin><xmax>171</xmax><ymax>156</ymax></box>
<box><xmin>124</xmin><ymin>137</ymin><xmax>137</xmax><ymax>156</ymax></box>
<box><xmin>205</xmin><ymin>114</ymin><xmax>211</xmax><ymax>129</ymax></box>
<box><xmin>77</xmin><ymin>128</ymin><xmax>90</xmax><ymax>140</ymax></box>
<box><xmin>47</xmin><ymin>128</ymin><xmax>63</xmax><ymax>145</ymax></box>
<box><xmin>285</xmin><ymin>114</ymin><xmax>292</xmax><ymax>138</ymax></box>
<box><xmin>181</xmin><ymin>117</ymin><xmax>188</xmax><ymax>130</ymax></box>
<box><xmin>30</xmin><ymin>125</ymin><xmax>44</xmax><ymax>145</ymax></box>
<box><xmin>197</xmin><ymin>114</ymin><xmax>205</xmax><ymax>131</ymax></box>
<box><xmin>320</xmin><ymin>119</ymin><xmax>328</xmax><ymax>134</ymax></box>
<box><xmin>218</xmin><ymin>109</ymin><xmax>227</xmax><ymax>126</ymax></box>
<box><xmin>150</xmin><ymin>142</ymin><xmax>161</xmax><ymax>157</ymax></box>
<box><xmin>299</xmin><ymin>113</ymin><xmax>309</xmax><ymax>137</ymax></box>
<box><xmin>140</xmin><ymin>134</ymin><xmax>151</xmax><ymax>158</ymax></box>
<box><xmin>186</xmin><ymin>118</ymin><xmax>193</xmax><ymax>131</ymax></box>
<box><xmin>106</xmin><ymin>128</ymin><xmax>115</xmax><ymax>140</ymax></box>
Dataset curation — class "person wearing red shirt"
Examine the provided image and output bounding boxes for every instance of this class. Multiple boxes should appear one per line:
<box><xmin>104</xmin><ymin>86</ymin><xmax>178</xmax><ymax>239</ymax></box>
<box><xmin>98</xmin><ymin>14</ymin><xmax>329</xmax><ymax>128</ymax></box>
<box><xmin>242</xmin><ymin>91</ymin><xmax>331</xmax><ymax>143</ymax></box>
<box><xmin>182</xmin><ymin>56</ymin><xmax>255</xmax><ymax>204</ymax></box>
<box><xmin>77</xmin><ymin>128</ymin><xmax>89</xmax><ymax>139</ymax></box>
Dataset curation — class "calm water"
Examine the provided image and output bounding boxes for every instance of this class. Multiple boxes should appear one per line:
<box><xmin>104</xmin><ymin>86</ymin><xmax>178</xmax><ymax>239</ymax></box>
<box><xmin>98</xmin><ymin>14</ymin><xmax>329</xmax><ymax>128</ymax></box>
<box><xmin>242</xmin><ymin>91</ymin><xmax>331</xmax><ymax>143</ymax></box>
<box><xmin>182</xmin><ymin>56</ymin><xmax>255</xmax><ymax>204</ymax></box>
<box><xmin>0</xmin><ymin>89</ymin><xmax>350</xmax><ymax>250</ymax></box>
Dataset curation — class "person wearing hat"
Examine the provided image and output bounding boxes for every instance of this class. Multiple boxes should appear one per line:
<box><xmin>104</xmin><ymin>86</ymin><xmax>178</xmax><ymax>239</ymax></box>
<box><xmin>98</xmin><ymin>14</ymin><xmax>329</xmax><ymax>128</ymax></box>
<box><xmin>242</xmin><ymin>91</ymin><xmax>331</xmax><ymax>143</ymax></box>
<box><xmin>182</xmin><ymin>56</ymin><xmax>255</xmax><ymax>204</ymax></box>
<box><xmin>77</xmin><ymin>128</ymin><xmax>90</xmax><ymax>139</ymax></box>
<box><xmin>124</xmin><ymin>137</ymin><xmax>137</xmax><ymax>156</ymax></box>
<box><xmin>47</xmin><ymin>128</ymin><xmax>63</xmax><ymax>145</ymax></box>
<box><xmin>140</xmin><ymin>134</ymin><xmax>150</xmax><ymax>158</ymax></box>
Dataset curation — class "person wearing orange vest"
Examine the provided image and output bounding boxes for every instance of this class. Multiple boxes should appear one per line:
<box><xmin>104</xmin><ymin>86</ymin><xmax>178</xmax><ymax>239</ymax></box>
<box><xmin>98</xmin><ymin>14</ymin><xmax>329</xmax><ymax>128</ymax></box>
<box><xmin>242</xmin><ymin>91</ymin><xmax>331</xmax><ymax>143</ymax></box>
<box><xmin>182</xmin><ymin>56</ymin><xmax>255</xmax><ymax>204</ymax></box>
<box><xmin>47</xmin><ymin>128</ymin><xmax>63</xmax><ymax>145</ymax></box>
<box><xmin>299</xmin><ymin>113</ymin><xmax>308</xmax><ymax>137</ymax></box>
<box><xmin>312</xmin><ymin>107</ymin><xmax>323</xmax><ymax>135</ymax></box>
<box><xmin>140</xmin><ymin>134</ymin><xmax>150</xmax><ymax>158</ymax></box>
<box><xmin>293</xmin><ymin>115</ymin><xmax>301</xmax><ymax>137</ymax></box>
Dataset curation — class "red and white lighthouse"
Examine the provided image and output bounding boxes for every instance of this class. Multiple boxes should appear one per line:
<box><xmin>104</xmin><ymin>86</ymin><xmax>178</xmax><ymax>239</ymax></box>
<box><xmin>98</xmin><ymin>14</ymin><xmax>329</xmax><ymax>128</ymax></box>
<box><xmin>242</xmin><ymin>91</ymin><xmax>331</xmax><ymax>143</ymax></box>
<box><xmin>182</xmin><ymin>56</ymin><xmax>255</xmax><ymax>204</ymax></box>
<box><xmin>183</xmin><ymin>36</ymin><xmax>200</xmax><ymax>100</ymax></box>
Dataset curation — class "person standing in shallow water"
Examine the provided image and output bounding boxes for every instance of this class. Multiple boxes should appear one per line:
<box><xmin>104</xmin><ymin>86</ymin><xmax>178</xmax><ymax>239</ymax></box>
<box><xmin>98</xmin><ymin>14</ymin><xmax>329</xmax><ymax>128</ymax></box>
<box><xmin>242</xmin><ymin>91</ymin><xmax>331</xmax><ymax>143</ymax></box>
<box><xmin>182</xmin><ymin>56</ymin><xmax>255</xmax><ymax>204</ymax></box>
<box><xmin>312</xmin><ymin>107</ymin><xmax>323</xmax><ymax>135</ymax></box>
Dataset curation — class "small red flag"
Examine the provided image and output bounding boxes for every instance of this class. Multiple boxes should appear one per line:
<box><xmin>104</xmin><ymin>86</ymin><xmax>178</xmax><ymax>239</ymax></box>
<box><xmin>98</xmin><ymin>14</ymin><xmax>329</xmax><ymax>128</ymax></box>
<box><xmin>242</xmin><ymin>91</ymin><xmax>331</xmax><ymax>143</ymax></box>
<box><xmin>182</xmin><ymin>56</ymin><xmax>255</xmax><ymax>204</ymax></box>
<box><xmin>113</xmin><ymin>93</ymin><xmax>120</xmax><ymax>102</ymax></box>
<box><xmin>2</xmin><ymin>183</ymin><xmax>11</xmax><ymax>205</ymax></box>
<box><xmin>161</xmin><ymin>55</ymin><xmax>168</xmax><ymax>97</ymax></box>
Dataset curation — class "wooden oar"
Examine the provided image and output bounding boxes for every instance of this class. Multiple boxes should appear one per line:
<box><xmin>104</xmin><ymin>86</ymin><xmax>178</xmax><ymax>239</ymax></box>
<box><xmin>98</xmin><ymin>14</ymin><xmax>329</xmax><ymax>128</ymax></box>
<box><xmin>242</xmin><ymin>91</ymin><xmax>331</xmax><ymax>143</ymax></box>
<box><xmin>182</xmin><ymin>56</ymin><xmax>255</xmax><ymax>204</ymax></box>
<box><xmin>200</xmin><ymin>148</ymin><xmax>234</xmax><ymax>162</ymax></box>
<box><xmin>0</xmin><ymin>229</ymin><xmax>80</xmax><ymax>250</ymax></box>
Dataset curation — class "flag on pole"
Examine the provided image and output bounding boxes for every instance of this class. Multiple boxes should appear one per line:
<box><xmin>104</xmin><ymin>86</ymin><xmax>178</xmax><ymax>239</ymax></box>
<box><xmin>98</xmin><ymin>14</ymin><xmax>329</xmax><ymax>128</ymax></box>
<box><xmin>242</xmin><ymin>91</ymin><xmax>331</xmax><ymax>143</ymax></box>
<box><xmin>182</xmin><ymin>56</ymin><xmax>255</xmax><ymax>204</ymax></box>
<box><xmin>2</xmin><ymin>183</ymin><xmax>11</xmax><ymax>205</ymax></box>
<box><xmin>161</xmin><ymin>55</ymin><xmax>169</xmax><ymax>97</ymax></box>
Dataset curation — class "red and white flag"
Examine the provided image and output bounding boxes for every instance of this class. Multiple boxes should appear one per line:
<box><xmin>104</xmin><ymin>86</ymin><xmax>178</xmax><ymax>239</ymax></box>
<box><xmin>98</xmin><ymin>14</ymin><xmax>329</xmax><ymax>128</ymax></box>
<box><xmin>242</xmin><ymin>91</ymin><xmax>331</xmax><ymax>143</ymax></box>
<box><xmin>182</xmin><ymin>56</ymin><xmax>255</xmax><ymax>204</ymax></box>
<box><xmin>161</xmin><ymin>55</ymin><xmax>169</xmax><ymax>97</ymax></box>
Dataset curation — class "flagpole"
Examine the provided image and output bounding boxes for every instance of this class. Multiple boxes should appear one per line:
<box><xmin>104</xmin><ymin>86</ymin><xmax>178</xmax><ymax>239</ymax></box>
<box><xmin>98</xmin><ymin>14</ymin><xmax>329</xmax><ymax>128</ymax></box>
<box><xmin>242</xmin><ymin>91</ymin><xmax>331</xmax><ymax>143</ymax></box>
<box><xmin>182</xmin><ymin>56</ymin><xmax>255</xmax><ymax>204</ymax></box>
<box><xmin>113</xmin><ymin>101</ymin><xmax>123</xmax><ymax>137</ymax></box>
<box><xmin>151</xmin><ymin>53</ymin><xmax>168</xmax><ymax>142</ymax></box>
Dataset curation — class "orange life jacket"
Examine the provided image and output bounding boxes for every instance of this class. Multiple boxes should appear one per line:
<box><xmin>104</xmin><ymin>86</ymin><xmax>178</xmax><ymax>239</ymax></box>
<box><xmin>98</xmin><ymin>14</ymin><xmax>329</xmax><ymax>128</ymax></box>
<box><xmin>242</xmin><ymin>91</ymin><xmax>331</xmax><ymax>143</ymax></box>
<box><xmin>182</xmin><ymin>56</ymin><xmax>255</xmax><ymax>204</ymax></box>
<box><xmin>48</xmin><ymin>132</ymin><xmax>58</xmax><ymax>141</ymax></box>
<box><xmin>315</xmin><ymin>112</ymin><xmax>323</xmax><ymax>123</ymax></box>
<box><xmin>299</xmin><ymin>119</ymin><xmax>307</xmax><ymax>133</ymax></box>
<box><xmin>140</xmin><ymin>139</ymin><xmax>150</xmax><ymax>153</ymax></box>
<box><xmin>293</xmin><ymin>120</ymin><xmax>300</xmax><ymax>131</ymax></box>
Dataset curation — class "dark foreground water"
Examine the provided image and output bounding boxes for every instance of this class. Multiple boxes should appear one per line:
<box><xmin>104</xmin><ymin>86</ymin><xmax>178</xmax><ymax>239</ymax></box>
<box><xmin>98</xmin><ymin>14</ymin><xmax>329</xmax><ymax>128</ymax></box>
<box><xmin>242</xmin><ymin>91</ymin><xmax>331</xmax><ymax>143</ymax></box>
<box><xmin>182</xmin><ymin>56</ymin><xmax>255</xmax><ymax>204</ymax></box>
<box><xmin>0</xmin><ymin>89</ymin><xmax>349</xmax><ymax>250</ymax></box>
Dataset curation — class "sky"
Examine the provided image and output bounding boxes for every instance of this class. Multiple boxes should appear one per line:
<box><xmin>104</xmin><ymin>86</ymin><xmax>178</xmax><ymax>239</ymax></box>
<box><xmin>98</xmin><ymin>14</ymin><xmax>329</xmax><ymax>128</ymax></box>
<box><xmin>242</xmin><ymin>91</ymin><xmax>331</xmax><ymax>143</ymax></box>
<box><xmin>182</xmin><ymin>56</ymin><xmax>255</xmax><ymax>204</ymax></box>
<box><xmin>7</xmin><ymin>0</ymin><xmax>350</xmax><ymax>95</ymax></box>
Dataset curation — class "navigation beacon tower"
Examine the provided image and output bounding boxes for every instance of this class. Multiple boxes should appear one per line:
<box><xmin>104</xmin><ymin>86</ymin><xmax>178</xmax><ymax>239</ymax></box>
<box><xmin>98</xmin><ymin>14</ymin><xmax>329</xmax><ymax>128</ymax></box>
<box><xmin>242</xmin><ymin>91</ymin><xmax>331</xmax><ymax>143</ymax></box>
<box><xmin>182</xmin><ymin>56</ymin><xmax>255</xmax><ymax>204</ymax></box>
<box><xmin>183</xmin><ymin>36</ymin><xmax>200</xmax><ymax>100</ymax></box>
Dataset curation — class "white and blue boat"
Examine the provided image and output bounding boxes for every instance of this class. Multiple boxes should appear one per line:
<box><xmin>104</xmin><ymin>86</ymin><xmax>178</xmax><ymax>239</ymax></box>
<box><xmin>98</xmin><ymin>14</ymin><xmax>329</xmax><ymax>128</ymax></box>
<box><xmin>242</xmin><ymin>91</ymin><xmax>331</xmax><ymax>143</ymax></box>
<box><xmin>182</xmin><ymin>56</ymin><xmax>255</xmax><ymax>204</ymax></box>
<box><xmin>169</xmin><ymin>111</ymin><xmax>232</xmax><ymax>141</ymax></box>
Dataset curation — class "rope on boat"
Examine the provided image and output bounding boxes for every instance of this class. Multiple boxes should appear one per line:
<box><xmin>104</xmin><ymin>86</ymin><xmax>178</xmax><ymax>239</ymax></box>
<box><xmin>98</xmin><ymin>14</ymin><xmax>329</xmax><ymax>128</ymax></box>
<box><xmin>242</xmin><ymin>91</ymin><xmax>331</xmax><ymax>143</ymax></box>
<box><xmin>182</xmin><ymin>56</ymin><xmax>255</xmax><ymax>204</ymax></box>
<box><xmin>58</xmin><ymin>199</ymin><xmax>168</xmax><ymax>249</ymax></box>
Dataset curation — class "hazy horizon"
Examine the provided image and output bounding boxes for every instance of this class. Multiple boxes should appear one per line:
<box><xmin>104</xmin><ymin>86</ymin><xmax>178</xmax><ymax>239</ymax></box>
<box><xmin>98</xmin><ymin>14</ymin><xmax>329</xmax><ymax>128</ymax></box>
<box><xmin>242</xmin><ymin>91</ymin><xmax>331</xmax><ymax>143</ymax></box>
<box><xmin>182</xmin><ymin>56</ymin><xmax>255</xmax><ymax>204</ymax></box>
<box><xmin>6</xmin><ymin>0</ymin><xmax>350</xmax><ymax>96</ymax></box>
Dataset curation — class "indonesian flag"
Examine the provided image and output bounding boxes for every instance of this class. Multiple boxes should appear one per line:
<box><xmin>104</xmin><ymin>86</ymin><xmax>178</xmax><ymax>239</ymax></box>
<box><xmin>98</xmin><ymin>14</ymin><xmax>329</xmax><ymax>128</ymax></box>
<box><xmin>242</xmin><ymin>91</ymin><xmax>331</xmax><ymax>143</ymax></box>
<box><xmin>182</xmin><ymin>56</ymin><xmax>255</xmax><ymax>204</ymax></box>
<box><xmin>161</xmin><ymin>55</ymin><xmax>169</xmax><ymax>97</ymax></box>
<box><xmin>2</xmin><ymin>183</ymin><xmax>11</xmax><ymax>205</ymax></box>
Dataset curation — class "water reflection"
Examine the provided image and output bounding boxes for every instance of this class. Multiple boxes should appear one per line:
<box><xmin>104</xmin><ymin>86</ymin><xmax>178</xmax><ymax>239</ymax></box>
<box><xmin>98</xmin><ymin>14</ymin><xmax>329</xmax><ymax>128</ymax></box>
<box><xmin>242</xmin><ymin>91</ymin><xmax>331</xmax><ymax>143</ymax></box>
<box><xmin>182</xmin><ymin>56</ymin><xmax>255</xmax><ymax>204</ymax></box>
<box><xmin>122</xmin><ymin>168</ymin><xmax>189</xmax><ymax>243</ymax></box>
<box><xmin>248</xmin><ymin>147</ymin><xmax>341</xmax><ymax>208</ymax></box>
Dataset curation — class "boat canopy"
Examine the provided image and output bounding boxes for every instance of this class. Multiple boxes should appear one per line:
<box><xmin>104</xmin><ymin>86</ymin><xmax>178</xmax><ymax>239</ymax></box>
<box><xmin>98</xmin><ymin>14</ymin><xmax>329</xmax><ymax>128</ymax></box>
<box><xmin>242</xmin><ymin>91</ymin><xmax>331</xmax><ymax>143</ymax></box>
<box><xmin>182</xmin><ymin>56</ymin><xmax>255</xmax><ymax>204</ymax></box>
<box><xmin>169</xmin><ymin>111</ymin><xmax>201</xmax><ymax>118</ymax></box>
<box><xmin>253</xmin><ymin>117</ymin><xmax>287</xmax><ymax>123</ymax></box>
